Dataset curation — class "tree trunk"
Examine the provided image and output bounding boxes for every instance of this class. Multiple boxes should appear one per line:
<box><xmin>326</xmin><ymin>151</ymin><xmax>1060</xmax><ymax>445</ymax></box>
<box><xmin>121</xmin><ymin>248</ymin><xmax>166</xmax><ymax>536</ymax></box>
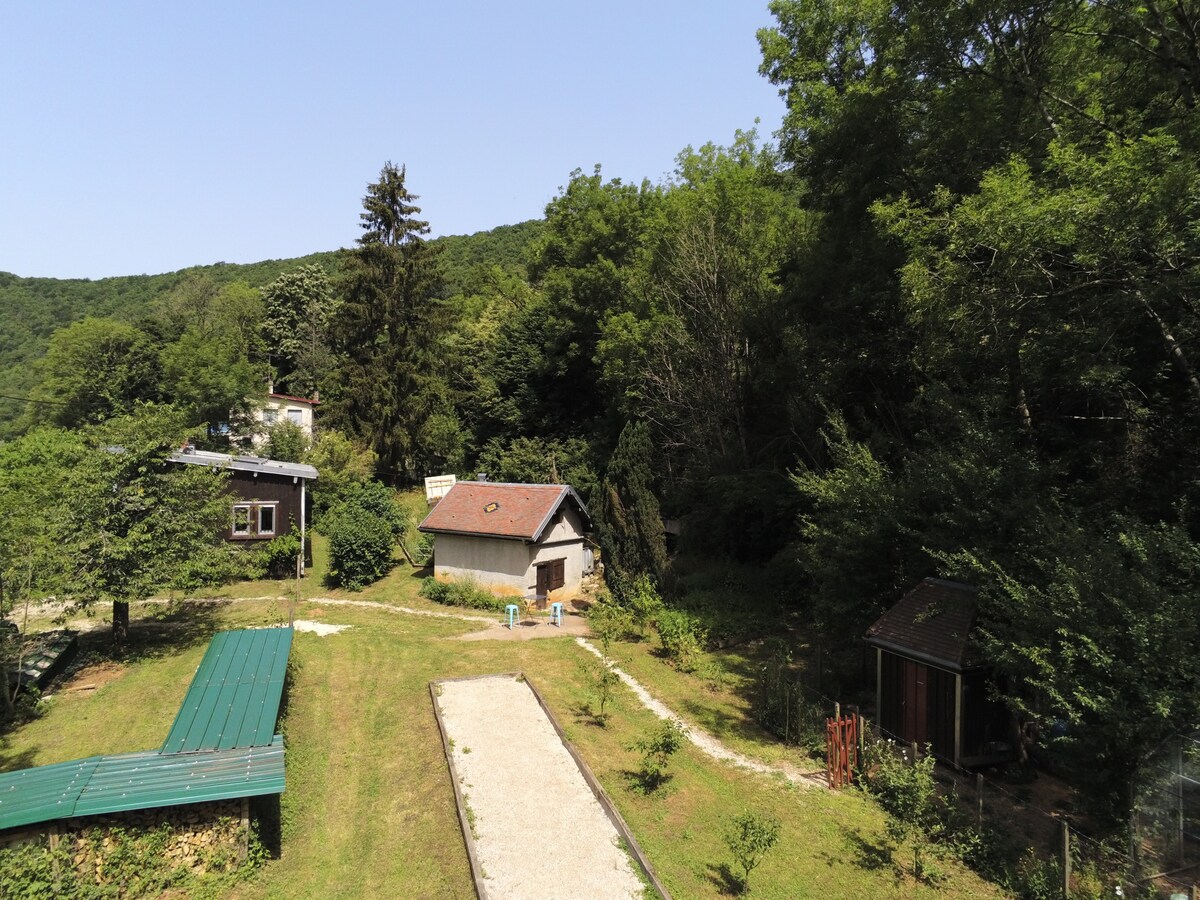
<box><xmin>112</xmin><ymin>601</ymin><xmax>129</xmax><ymax>643</ymax></box>
<box><xmin>1138</xmin><ymin>290</ymin><xmax>1200</xmax><ymax>407</ymax></box>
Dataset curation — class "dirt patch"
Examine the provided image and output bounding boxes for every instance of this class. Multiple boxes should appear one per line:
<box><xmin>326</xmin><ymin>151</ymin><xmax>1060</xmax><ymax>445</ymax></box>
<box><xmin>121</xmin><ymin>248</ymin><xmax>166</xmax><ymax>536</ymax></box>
<box><xmin>57</xmin><ymin>661</ymin><xmax>127</xmax><ymax>694</ymax></box>
<box><xmin>455</xmin><ymin>612</ymin><xmax>591</xmax><ymax>642</ymax></box>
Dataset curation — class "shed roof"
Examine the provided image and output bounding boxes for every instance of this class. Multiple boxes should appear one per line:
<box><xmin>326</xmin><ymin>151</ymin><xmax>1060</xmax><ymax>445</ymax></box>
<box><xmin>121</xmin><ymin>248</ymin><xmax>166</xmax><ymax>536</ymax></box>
<box><xmin>418</xmin><ymin>482</ymin><xmax>590</xmax><ymax>542</ymax></box>
<box><xmin>160</xmin><ymin>628</ymin><xmax>293</xmax><ymax>754</ymax></box>
<box><xmin>0</xmin><ymin>740</ymin><xmax>285</xmax><ymax>831</ymax></box>
<box><xmin>169</xmin><ymin>448</ymin><xmax>318</xmax><ymax>481</ymax></box>
<box><xmin>0</xmin><ymin>627</ymin><xmax>293</xmax><ymax>832</ymax></box>
<box><xmin>864</xmin><ymin>578</ymin><xmax>980</xmax><ymax>672</ymax></box>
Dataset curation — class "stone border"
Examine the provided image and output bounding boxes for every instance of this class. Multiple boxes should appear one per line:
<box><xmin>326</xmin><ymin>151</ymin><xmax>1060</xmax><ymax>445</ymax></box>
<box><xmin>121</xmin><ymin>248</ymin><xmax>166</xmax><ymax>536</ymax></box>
<box><xmin>429</xmin><ymin>675</ymin><xmax>499</xmax><ymax>900</ymax></box>
<box><xmin>429</xmin><ymin>672</ymin><xmax>671</xmax><ymax>900</ymax></box>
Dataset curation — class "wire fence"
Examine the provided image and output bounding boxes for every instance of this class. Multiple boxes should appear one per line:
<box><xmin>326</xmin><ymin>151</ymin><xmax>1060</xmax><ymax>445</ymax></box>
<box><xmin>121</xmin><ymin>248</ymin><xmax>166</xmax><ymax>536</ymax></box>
<box><xmin>752</xmin><ymin>654</ymin><xmax>1199</xmax><ymax>898</ymax></box>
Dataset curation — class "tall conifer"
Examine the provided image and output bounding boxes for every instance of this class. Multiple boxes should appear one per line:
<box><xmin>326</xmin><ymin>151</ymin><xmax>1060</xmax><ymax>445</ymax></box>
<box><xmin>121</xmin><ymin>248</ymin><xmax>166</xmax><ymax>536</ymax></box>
<box><xmin>596</xmin><ymin>420</ymin><xmax>668</xmax><ymax>592</ymax></box>
<box><xmin>328</xmin><ymin>162</ymin><xmax>447</xmax><ymax>479</ymax></box>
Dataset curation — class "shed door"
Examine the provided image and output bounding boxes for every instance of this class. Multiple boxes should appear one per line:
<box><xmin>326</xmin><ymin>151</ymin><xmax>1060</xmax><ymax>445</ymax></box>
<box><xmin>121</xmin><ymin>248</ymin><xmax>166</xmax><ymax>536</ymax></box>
<box><xmin>534</xmin><ymin>558</ymin><xmax>565</xmax><ymax>599</ymax></box>
<box><xmin>902</xmin><ymin>659</ymin><xmax>929</xmax><ymax>747</ymax></box>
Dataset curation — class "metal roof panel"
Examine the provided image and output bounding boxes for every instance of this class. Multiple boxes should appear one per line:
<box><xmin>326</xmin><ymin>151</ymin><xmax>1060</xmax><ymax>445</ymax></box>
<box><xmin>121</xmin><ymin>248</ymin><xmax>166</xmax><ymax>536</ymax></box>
<box><xmin>160</xmin><ymin>628</ymin><xmax>293</xmax><ymax>754</ymax></box>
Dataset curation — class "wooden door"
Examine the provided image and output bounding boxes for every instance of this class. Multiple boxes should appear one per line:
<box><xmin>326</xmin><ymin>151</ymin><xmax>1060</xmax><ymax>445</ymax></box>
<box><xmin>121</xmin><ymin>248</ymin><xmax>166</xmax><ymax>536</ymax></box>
<box><xmin>535</xmin><ymin>563</ymin><xmax>550</xmax><ymax>599</ymax></box>
<box><xmin>902</xmin><ymin>659</ymin><xmax>929</xmax><ymax>746</ymax></box>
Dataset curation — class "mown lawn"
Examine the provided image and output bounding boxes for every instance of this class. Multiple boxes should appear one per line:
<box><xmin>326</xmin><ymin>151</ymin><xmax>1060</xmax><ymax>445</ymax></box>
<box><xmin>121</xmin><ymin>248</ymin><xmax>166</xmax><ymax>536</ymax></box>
<box><xmin>4</xmin><ymin>558</ymin><xmax>1006</xmax><ymax>898</ymax></box>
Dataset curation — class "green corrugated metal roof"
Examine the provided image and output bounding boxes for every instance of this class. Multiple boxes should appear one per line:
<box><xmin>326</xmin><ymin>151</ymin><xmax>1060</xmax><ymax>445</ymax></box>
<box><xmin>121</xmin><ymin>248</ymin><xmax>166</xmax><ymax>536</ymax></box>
<box><xmin>0</xmin><ymin>756</ymin><xmax>103</xmax><ymax>831</ymax></box>
<box><xmin>74</xmin><ymin>738</ymin><xmax>286</xmax><ymax>818</ymax></box>
<box><xmin>160</xmin><ymin>627</ymin><xmax>293</xmax><ymax>754</ymax></box>
<box><xmin>0</xmin><ymin>627</ymin><xmax>294</xmax><ymax>832</ymax></box>
<box><xmin>0</xmin><ymin>739</ymin><xmax>285</xmax><ymax>830</ymax></box>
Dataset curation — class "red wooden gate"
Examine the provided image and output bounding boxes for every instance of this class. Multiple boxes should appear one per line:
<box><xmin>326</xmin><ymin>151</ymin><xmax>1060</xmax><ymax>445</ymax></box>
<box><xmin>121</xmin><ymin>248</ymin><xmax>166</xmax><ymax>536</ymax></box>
<box><xmin>826</xmin><ymin>715</ymin><xmax>858</xmax><ymax>789</ymax></box>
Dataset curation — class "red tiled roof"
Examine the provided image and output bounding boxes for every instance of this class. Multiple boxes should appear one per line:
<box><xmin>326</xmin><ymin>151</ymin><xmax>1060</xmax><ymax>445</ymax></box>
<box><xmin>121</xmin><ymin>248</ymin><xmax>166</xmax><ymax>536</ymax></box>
<box><xmin>417</xmin><ymin>482</ymin><xmax>589</xmax><ymax>542</ymax></box>
<box><xmin>268</xmin><ymin>393</ymin><xmax>318</xmax><ymax>405</ymax></box>
<box><xmin>865</xmin><ymin>578</ymin><xmax>980</xmax><ymax>671</ymax></box>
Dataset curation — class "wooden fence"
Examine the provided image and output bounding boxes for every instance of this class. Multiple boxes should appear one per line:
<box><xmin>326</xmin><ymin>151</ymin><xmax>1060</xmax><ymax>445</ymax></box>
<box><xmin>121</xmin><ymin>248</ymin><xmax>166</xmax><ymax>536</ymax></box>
<box><xmin>826</xmin><ymin>714</ymin><xmax>858</xmax><ymax>789</ymax></box>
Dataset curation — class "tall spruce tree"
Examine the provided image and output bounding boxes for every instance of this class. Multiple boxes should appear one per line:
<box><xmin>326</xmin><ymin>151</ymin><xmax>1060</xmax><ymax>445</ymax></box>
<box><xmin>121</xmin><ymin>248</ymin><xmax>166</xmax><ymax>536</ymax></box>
<box><xmin>328</xmin><ymin>163</ymin><xmax>449</xmax><ymax>479</ymax></box>
<box><xmin>595</xmin><ymin>421</ymin><xmax>668</xmax><ymax>592</ymax></box>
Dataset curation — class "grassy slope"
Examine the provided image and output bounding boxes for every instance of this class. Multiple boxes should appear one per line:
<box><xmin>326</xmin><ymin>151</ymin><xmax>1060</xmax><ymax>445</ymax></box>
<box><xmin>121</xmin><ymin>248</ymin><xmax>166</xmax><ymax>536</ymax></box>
<box><xmin>3</xmin><ymin>549</ymin><xmax>1004</xmax><ymax>898</ymax></box>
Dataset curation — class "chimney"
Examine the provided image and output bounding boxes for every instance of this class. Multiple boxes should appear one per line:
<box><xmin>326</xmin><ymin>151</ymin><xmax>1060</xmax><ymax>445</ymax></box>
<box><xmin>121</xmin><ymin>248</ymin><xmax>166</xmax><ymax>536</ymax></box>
<box><xmin>477</xmin><ymin>472</ymin><xmax>489</xmax><ymax>483</ymax></box>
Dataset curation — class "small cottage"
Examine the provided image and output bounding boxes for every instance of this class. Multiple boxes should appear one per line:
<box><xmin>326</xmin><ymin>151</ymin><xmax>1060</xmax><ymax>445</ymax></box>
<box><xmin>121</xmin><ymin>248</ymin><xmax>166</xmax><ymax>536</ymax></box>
<box><xmin>418</xmin><ymin>481</ymin><xmax>592</xmax><ymax>600</ymax></box>
<box><xmin>865</xmin><ymin>578</ymin><xmax>1011</xmax><ymax>767</ymax></box>
<box><xmin>252</xmin><ymin>392</ymin><xmax>318</xmax><ymax>445</ymax></box>
<box><xmin>169</xmin><ymin>448</ymin><xmax>317</xmax><ymax>571</ymax></box>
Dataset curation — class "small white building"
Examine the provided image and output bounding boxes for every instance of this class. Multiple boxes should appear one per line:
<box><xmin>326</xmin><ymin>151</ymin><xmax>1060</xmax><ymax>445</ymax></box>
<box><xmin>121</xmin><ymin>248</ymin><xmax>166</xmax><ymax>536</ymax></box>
<box><xmin>418</xmin><ymin>481</ymin><xmax>592</xmax><ymax>600</ymax></box>
<box><xmin>251</xmin><ymin>393</ymin><xmax>317</xmax><ymax>446</ymax></box>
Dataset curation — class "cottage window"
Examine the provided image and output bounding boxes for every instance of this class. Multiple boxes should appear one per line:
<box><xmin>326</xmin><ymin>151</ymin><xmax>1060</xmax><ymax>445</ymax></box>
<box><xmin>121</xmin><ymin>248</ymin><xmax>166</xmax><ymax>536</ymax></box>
<box><xmin>263</xmin><ymin>408</ymin><xmax>278</xmax><ymax>425</ymax></box>
<box><xmin>287</xmin><ymin>408</ymin><xmax>303</xmax><ymax>425</ymax></box>
<box><xmin>231</xmin><ymin>502</ymin><xmax>279</xmax><ymax>538</ymax></box>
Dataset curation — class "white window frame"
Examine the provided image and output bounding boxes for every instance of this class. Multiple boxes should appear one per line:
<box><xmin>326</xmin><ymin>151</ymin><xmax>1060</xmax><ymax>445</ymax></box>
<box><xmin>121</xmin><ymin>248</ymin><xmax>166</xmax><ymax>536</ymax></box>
<box><xmin>232</xmin><ymin>504</ymin><xmax>252</xmax><ymax>536</ymax></box>
<box><xmin>286</xmin><ymin>408</ymin><xmax>304</xmax><ymax>425</ymax></box>
<box><xmin>232</xmin><ymin>501</ymin><xmax>279</xmax><ymax>538</ymax></box>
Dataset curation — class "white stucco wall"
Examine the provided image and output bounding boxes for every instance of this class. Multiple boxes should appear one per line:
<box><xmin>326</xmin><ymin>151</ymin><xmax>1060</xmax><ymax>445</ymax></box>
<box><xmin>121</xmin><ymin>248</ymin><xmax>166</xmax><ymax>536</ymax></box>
<box><xmin>434</xmin><ymin>534</ymin><xmax>531</xmax><ymax>595</ymax></box>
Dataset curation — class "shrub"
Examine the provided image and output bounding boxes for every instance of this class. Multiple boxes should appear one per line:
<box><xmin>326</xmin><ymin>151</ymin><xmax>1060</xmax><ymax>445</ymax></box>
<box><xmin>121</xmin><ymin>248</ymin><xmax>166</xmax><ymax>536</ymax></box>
<box><xmin>0</xmin><ymin>839</ymin><xmax>73</xmax><ymax>900</ymax></box>
<box><xmin>317</xmin><ymin>480</ymin><xmax>405</xmax><ymax>591</ymax></box>
<box><xmin>724</xmin><ymin>811</ymin><xmax>781</xmax><ymax>893</ymax></box>
<box><xmin>418</xmin><ymin>576</ymin><xmax>507</xmax><ymax>612</ymax></box>
<box><xmin>624</xmin><ymin>574</ymin><xmax>664</xmax><ymax>635</ymax></box>
<box><xmin>587</xmin><ymin>591</ymin><xmax>638</xmax><ymax>646</ymax></box>
<box><xmin>325</xmin><ymin>507</ymin><xmax>394</xmax><ymax>591</ymax></box>
<box><xmin>321</xmin><ymin>480</ymin><xmax>405</xmax><ymax>537</ymax></box>
<box><xmin>656</xmin><ymin>608</ymin><xmax>708</xmax><ymax>672</ymax></box>
<box><xmin>629</xmin><ymin>719</ymin><xmax>687</xmax><ymax>793</ymax></box>
<box><xmin>863</xmin><ymin>741</ymin><xmax>943</xmax><ymax>879</ymax></box>
<box><xmin>578</xmin><ymin>651</ymin><xmax>621</xmax><ymax>726</ymax></box>
<box><xmin>305</xmin><ymin>429</ymin><xmax>376</xmax><ymax>517</ymax></box>
<box><xmin>264</xmin><ymin>420</ymin><xmax>308</xmax><ymax>462</ymax></box>
<box><xmin>753</xmin><ymin>641</ymin><xmax>826</xmax><ymax>753</ymax></box>
<box><xmin>260</xmin><ymin>530</ymin><xmax>302</xmax><ymax>579</ymax></box>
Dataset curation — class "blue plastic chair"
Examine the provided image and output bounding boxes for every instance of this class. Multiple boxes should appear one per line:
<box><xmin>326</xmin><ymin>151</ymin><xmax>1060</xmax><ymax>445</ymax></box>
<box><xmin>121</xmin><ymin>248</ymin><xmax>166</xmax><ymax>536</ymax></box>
<box><xmin>505</xmin><ymin>604</ymin><xmax>519</xmax><ymax>628</ymax></box>
<box><xmin>549</xmin><ymin>602</ymin><xmax>564</xmax><ymax>626</ymax></box>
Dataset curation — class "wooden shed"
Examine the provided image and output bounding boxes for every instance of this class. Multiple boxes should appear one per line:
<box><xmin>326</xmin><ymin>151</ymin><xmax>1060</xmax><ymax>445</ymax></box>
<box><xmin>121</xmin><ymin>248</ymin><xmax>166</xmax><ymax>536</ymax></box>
<box><xmin>865</xmin><ymin>578</ymin><xmax>1012</xmax><ymax>768</ymax></box>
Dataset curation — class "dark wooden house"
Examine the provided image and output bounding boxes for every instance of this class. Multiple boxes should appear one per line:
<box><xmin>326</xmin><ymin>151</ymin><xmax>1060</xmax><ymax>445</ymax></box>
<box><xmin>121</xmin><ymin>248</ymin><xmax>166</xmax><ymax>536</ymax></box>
<box><xmin>169</xmin><ymin>448</ymin><xmax>317</xmax><ymax>572</ymax></box>
<box><xmin>865</xmin><ymin>578</ymin><xmax>1012</xmax><ymax>768</ymax></box>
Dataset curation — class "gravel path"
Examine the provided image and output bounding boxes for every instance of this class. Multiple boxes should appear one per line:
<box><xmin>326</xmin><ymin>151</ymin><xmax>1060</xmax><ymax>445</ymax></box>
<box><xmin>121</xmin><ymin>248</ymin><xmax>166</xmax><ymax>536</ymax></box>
<box><xmin>576</xmin><ymin>638</ymin><xmax>825</xmax><ymax>789</ymax></box>
<box><xmin>434</xmin><ymin>675</ymin><xmax>646</xmax><ymax>900</ymax></box>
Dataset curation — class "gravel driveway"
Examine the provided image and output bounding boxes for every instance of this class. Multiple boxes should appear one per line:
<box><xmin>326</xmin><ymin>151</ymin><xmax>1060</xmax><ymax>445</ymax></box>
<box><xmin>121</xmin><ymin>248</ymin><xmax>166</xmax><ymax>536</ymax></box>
<box><xmin>433</xmin><ymin>674</ymin><xmax>649</xmax><ymax>900</ymax></box>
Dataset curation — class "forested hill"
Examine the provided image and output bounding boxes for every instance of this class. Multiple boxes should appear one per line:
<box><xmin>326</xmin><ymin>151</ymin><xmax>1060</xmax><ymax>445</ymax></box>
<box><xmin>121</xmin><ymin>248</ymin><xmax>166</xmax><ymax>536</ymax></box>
<box><xmin>0</xmin><ymin>219</ymin><xmax>542</xmax><ymax>433</ymax></box>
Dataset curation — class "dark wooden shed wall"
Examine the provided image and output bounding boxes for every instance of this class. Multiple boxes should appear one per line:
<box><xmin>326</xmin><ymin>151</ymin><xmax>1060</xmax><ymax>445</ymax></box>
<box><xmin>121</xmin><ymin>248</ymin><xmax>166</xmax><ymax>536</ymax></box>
<box><xmin>877</xmin><ymin>649</ymin><xmax>1011</xmax><ymax>767</ymax></box>
<box><xmin>225</xmin><ymin>471</ymin><xmax>307</xmax><ymax>541</ymax></box>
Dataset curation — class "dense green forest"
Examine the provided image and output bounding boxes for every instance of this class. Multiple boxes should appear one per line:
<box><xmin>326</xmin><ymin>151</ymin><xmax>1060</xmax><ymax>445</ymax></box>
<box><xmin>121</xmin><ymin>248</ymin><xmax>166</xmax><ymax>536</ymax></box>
<box><xmin>0</xmin><ymin>222</ymin><xmax>541</xmax><ymax>436</ymax></box>
<box><xmin>3</xmin><ymin>0</ymin><xmax>1199</xmax><ymax>829</ymax></box>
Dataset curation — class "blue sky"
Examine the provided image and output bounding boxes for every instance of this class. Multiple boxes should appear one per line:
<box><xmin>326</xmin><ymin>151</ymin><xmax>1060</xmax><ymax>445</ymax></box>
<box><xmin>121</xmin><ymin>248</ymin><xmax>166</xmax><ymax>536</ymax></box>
<box><xmin>1</xmin><ymin>2</ymin><xmax>784</xmax><ymax>280</ymax></box>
